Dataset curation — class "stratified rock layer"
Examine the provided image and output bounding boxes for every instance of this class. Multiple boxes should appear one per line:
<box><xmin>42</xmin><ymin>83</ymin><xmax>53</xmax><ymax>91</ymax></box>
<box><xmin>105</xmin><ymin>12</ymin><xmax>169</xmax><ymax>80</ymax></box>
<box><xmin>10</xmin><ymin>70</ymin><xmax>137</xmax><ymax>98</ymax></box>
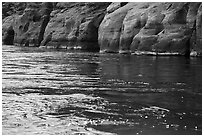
<box><xmin>98</xmin><ymin>2</ymin><xmax>202</xmax><ymax>56</ymax></box>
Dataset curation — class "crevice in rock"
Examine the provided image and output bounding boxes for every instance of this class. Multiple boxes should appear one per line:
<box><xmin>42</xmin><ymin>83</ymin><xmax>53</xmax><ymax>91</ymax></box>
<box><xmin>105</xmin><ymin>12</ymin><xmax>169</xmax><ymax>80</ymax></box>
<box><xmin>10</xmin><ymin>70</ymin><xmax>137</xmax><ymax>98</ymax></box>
<box><xmin>166</xmin><ymin>3</ymin><xmax>172</xmax><ymax>10</ymax></box>
<box><xmin>38</xmin><ymin>15</ymin><xmax>51</xmax><ymax>46</ymax></box>
<box><xmin>24</xmin><ymin>40</ymin><xmax>30</xmax><ymax>47</ymax></box>
<box><xmin>37</xmin><ymin>2</ymin><xmax>53</xmax><ymax>47</ymax></box>
<box><xmin>3</xmin><ymin>26</ymin><xmax>15</xmax><ymax>45</ymax></box>
<box><xmin>19</xmin><ymin>25</ymin><xmax>23</xmax><ymax>30</ymax></box>
<box><xmin>184</xmin><ymin>38</ymin><xmax>191</xmax><ymax>57</ymax></box>
<box><xmin>23</xmin><ymin>22</ymin><xmax>29</xmax><ymax>32</ymax></box>
<box><xmin>120</xmin><ymin>2</ymin><xmax>128</xmax><ymax>7</ymax></box>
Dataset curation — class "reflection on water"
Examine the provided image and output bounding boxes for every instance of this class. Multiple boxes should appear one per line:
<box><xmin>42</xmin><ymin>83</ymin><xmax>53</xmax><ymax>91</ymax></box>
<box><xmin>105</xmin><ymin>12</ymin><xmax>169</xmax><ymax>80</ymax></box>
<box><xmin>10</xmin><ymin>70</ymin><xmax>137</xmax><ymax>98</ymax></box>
<box><xmin>2</xmin><ymin>45</ymin><xmax>202</xmax><ymax>135</ymax></box>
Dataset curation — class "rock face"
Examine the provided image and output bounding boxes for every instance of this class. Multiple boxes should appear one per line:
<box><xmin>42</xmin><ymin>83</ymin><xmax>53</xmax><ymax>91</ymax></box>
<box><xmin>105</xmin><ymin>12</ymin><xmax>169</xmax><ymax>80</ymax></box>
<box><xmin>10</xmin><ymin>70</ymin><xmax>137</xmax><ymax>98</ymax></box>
<box><xmin>191</xmin><ymin>4</ymin><xmax>202</xmax><ymax>56</ymax></box>
<box><xmin>98</xmin><ymin>2</ymin><xmax>202</xmax><ymax>56</ymax></box>
<box><xmin>2</xmin><ymin>2</ymin><xmax>53</xmax><ymax>47</ymax></box>
<box><xmin>2</xmin><ymin>16</ymin><xmax>16</xmax><ymax>45</ymax></box>
<box><xmin>2</xmin><ymin>2</ymin><xmax>27</xmax><ymax>19</ymax></box>
<box><xmin>42</xmin><ymin>2</ymin><xmax>109</xmax><ymax>50</ymax></box>
<box><xmin>2</xmin><ymin>2</ymin><xmax>202</xmax><ymax>56</ymax></box>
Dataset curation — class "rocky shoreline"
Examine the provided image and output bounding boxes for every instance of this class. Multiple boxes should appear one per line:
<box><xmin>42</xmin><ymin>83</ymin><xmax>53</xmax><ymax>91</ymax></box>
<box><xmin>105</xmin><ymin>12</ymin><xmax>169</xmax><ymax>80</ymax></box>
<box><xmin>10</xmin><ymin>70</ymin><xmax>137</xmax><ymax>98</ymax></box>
<box><xmin>2</xmin><ymin>2</ymin><xmax>202</xmax><ymax>56</ymax></box>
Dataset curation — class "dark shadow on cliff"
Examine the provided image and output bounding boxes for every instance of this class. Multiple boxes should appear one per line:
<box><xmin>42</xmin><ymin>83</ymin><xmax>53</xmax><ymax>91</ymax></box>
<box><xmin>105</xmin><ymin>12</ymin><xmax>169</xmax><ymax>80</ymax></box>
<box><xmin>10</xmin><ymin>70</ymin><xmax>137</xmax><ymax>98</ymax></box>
<box><xmin>3</xmin><ymin>26</ymin><xmax>15</xmax><ymax>45</ymax></box>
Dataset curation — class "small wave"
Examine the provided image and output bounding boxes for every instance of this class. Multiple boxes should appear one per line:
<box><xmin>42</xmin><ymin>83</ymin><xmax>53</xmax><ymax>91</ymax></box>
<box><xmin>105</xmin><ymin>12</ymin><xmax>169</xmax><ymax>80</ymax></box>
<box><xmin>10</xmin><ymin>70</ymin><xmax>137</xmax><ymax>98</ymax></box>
<box><xmin>140</xmin><ymin>106</ymin><xmax>170</xmax><ymax>112</ymax></box>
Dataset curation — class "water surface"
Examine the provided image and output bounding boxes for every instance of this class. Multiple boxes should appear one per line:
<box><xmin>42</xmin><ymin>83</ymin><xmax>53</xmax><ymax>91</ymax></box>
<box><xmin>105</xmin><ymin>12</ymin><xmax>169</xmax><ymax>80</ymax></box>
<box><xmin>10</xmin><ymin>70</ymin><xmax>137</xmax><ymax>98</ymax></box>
<box><xmin>2</xmin><ymin>45</ymin><xmax>202</xmax><ymax>135</ymax></box>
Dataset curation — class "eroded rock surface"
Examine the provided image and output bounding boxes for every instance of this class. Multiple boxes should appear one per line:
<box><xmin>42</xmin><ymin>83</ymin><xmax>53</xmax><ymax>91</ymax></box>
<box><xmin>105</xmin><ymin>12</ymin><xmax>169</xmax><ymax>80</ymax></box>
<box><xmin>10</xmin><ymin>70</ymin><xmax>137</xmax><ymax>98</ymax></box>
<box><xmin>99</xmin><ymin>2</ymin><xmax>202</xmax><ymax>56</ymax></box>
<box><xmin>2</xmin><ymin>2</ymin><xmax>202</xmax><ymax>56</ymax></box>
<box><xmin>43</xmin><ymin>2</ymin><xmax>110</xmax><ymax>50</ymax></box>
<box><xmin>2</xmin><ymin>2</ymin><xmax>53</xmax><ymax>47</ymax></box>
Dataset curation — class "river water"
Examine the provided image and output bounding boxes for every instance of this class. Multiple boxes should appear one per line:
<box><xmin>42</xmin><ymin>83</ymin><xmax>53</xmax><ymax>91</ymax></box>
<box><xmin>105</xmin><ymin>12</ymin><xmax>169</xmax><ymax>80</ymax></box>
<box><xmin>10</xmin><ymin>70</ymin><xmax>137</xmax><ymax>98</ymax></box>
<box><xmin>2</xmin><ymin>45</ymin><xmax>202</xmax><ymax>135</ymax></box>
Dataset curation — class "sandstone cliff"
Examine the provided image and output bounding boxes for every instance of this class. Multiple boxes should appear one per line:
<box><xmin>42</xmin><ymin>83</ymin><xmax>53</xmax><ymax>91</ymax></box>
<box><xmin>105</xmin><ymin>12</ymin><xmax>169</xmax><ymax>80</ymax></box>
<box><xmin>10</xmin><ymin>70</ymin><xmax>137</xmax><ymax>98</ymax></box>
<box><xmin>98</xmin><ymin>2</ymin><xmax>202</xmax><ymax>56</ymax></box>
<box><xmin>2</xmin><ymin>2</ymin><xmax>202</xmax><ymax>56</ymax></box>
<box><xmin>3</xmin><ymin>2</ymin><xmax>53</xmax><ymax>47</ymax></box>
<box><xmin>42</xmin><ymin>2</ymin><xmax>110</xmax><ymax>50</ymax></box>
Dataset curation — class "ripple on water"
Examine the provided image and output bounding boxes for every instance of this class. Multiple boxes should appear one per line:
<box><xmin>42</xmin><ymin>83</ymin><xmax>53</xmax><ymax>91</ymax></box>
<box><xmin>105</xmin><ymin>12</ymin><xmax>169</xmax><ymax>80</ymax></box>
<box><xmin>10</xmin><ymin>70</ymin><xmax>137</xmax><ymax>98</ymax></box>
<box><xmin>2</xmin><ymin>93</ymin><xmax>115</xmax><ymax>135</ymax></box>
<box><xmin>2</xmin><ymin>45</ymin><xmax>202</xmax><ymax>135</ymax></box>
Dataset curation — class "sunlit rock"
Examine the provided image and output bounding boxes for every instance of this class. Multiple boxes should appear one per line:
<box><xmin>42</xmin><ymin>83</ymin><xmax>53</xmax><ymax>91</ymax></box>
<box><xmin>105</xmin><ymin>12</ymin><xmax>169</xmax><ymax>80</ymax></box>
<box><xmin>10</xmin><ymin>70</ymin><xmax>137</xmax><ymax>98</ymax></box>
<box><xmin>98</xmin><ymin>2</ymin><xmax>202</xmax><ymax>56</ymax></box>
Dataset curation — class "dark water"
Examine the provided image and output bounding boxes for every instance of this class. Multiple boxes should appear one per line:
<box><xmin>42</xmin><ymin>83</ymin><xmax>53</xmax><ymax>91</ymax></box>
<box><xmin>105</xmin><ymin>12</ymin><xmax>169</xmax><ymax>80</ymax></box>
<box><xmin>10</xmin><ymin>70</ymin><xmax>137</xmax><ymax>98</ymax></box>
<box><xmin>2</xmin><ymin>45</ymin><xmax>202</xmax><ymax>135</ymax></box>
